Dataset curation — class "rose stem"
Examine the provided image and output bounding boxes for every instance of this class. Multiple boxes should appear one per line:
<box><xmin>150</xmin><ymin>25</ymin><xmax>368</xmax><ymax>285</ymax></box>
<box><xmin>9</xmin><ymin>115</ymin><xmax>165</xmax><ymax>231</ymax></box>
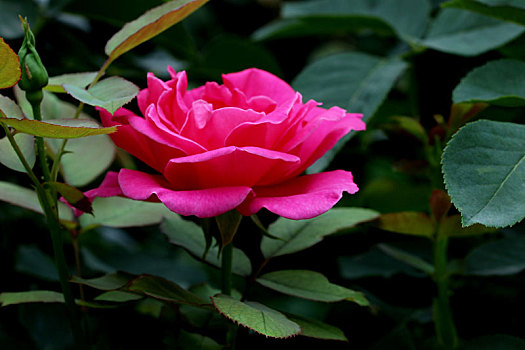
<box><xmin>432</xmin><ymin>235</ymin><xmax>459</xmax><ymax>350</ymax></box>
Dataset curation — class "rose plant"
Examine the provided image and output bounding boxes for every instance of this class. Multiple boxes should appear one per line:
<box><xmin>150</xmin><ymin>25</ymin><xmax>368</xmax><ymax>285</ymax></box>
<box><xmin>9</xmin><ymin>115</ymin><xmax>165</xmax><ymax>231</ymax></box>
<box><xmin>1</xmin><ymin>0</ymin><xmax>524</xmax><ymax>349</ymax></box>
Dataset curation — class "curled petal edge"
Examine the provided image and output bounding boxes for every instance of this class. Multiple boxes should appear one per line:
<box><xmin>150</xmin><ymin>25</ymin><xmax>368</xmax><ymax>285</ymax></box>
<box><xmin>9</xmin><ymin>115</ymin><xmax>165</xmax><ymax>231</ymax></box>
<box><xmin>237</xmin><ymin>170</ymin><xmax>359</xmax><ymax>220</ymax></box>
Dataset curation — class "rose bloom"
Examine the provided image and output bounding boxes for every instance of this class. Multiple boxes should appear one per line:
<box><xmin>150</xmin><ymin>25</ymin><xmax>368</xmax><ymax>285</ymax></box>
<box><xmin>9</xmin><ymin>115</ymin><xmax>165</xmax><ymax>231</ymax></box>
<box><xmin>88</xmin><ymin>67</ymin><xmax>365</xmax><ymax>219</ymax></box>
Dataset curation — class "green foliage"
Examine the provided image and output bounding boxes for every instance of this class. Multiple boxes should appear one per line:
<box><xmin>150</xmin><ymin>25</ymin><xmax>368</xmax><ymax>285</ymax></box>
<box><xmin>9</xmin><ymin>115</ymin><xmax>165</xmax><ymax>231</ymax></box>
<box><xmin>254</xmin><ymin>0</ymin><xmax>432</xmax><ymax>42</ymax></box>
<box><xmin>104</xmin><ymin>0</ymin><xmax>210</xmax><ymax>62</ymax></box>
<box><xmin>0</xmin><ymin>181</ymin><xmax>74</xmax><ymax>221</ymax></box>
<box><xmin>420</xmin><ymin>8</ymin><xmax>525</xmax><ymax>56</ymax></box>
<box><xmin>442</xmin><ymin>120</ymin><xmax>525</xmax><ymax>227</ymax></box>
<box><xmin>162</xmin><ymin>214</ymin><xmax>252</xmax><ymax>276</ymax></box>
<box><xmin>64</xmin><ymin>77</ymin><xmax>139</xmax><ymax>114</ymax></box>
<box><xmin>443</xmin><ymin>0</ymin><xmax>525</xmax><ymax>25</ymax></box>
<box><xmin>293</xmin><ymin>53</ymin><xmax>407</xmax><ymax>173</ymax></box>
<box><xmin>286</xmin><ymin>314</ymin><xmax>348</xmax><ymax>341</ymax></box>
<box><xmin>211</xmin><ymin>294</ymin><xmax>302</xmax><ymax>338</ymax></box>
<box><xmin>45</xmin><ymin>72</ymin><xmax>99</xmax><ymax>93</ymax></box>
<box><xmin>257</xmin><ymin>270</ymin><xmax>369</xmax><ymax>305</ymax></box>
<box><xmin>453</xmin><ymin>59</ymin><xmax>525</xmax><ymax>106</ymax></box>
<box><xmin>465</xmin><ymin>235</ymin><xmax>525</xmax><ymax>275</ymax></box>
<box><xmin>0</xmin><ymin>37</ymin><xmax>21</xmax><ymax>88</ymax></box>
<box><xmin>80</xmin><ymin>197</ymin><xmax>173</xmax><ymax>227</ymax></box>
<box><xmin>0</xmin><ymin>117</ymin><xmax>117</xmax><ymax>138</ymax></box>
<box><xmin>261</xmin><ymin>207</ymin><xmax>379</xmax><ymax>258</ymax></box>
<box><xmin>0</xmin><ymin>291</ymin><xmax>64</xmax><ymax>307</ymax></box>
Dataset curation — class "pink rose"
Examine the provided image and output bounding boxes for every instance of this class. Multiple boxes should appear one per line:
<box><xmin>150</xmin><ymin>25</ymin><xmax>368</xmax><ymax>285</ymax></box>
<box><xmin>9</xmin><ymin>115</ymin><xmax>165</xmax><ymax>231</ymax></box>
<box><xmin>91</xmin><ymin>67</ymin><xmax>365</xmax><ymax>219</ymax></box>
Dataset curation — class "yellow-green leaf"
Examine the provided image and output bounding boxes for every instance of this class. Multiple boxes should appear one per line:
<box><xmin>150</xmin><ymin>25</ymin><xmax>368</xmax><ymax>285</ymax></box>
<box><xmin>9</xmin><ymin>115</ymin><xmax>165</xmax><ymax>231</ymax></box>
<box><xmin>377</xmin><ymin>212</ymin><xmax>435</xmax><ymax>238</ymax></box>
<box><xmin>0</xmin><ymin>37</ymin><xmax>21</xmax><ymax>89</ymax></box>
<box><xmin>0</xmin><ymin>290</ymin><xmax>64</xmax><ymax>307</ymax></box>
<box><xmin>0</xmin><ymin>117</ymin><xmax>117</xmax><ymax>138</ymax></box>
<box><xmin>105</xmin><ymin>0</ymin><xmax>210</xmax><ymax>62</ymax></box>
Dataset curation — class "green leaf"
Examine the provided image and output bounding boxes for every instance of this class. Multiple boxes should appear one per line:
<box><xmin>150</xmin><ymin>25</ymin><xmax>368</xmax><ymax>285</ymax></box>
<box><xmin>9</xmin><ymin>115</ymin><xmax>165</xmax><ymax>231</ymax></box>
<box><xmin>339</xmin><ymin>247</ymin><xmax>425</xmax><ymax>279</ymax></box>
<box><xmin>197</xmin><ymin>35</ymin><xmax>282</xmax><ymax>80</ymax></box>
<box><xmin>48</xmin><ymin>132</ymin><xmax>116</xmax><ymax>187</ymax></box>
<box><xmin>378</xmin><ymin>244</ymin><xmax>434</xmax><ymax>275</ymax></box>
<box><xmin>14</xmin><ymin>86</ymin><xmax>86</xmax><ymax>120</ymax></box>
<box><xmin>292</xmin><ymin>53</ymin><xmax>407</xmax><ymax>173</ymax></box>
<box><xmin>286</xmin><ymin>314</ymin><xmax>348</xmax><ymax>341</ymax></box>
<box><xmin>70</xmin><ymin>272</ymin><xmax>134</xmax><ymax>291</ymax></box>
<box><xmin>0</xmin><ymin>95</ymin><xmax>35</xmax><ymax>172</ymax></box>
<box><xmin>211</xmin><ymin>294</ymin><xmax>301</xmax><ymax>338</ymax></box>
<box><xmin>377</xmin><ymin>212</ymin><xmax>434</xmax><ymax>238</ymax></box>
<box><xmin>14</xmin><ymin>87</ymin><xmax>117</xmax><ymax>186</ymax></box>
<box><xmin>80</xmin><ymin>196</ymin><xmax>173</xmax><ymax>228</ymax></box>
<box><xmin>0</xmin><ymin>181</ymin><xmax>75</xmax><ymax>222</ymax></box>
<box><xmin>177</xmin><ymin>330</ymin><xmax>223</xmax><ymax>350</ymax></box>
<box><xmin>0</xmin><ymin>117</ymin><xmax>118</xmax><ymax>139</ymax></box>
<box><xmin>15</xmin><ymin>245</ymin><xmax>58</xmax><ymax>282</ymax></box>
<box><xmin>443</xmin><ymin>0</ymin><xmax>525</xmax><ymax>26</ymax></box>
<box><xmin>257</xmin><ymin>270</ymin><xmax>369</xmax><ymax>306</ymax></box>
<box><xmin>442</xmin><ymin>120</ymin><xmax>525</xmax><ymax>227</ymax></box>
<box><xmin>94</xmin><ymin>290</ymin><xmax>143</xmax><ymax>302</ymax></box>
<box><xmin>421</xmin><ymin>8</ymin><xmax>524</xmax><ymax>56</ymax></box>
<box><xmin>293</xmin><ymin>53</ymin><xmax>407</xmax><ymax>122</ymax></box>
<box><xmin>0</xmin><ymin>291</ymin><xmax>64</xmax><ymax>307</ymax></box>
<box><xmin>64</xmin><ymin>76</ymin><xmax>138</xmax><ymax>114</ymax></box>
<box><xmin>0</xmin><ymin>130</ymin><xmax>35</xmax><ymax>173</ymax></box>
<box><xmin>254</xmin><ymin>0</ymin><xmax>431</xmax><ymax>42</ymax></box>
<box><xmin>458</xmin><ymin>334</ymin><xmax>525</xmax><ymax>350</ymax></box>
<box><xmin>128</xmin><ymin>275</ymin><xmax>208</xmax><ymax>306</ymax></box>
<box><xmin>261</xmin><ymin>207</ymin><xmax>379</xmax><ymax>259</ymax></box>
<box><xmin>465</xmin><ymin>235</ymin><xmax>525</xmax><ymax>275</ymax></box>
<box><xmin>453</xmin><ymin>59</ymin><xmax>525</xmax><ymax>106</ymax></box>
<box><xmin>0</xmin><ymin>94</ymin><xmax>25</xmax><ymax>119</ymax></box>
<box><xmin>0</xmin><ymin>37</ymin><xmax>21</xmax><ymax>89</ymax></box>
<box><xmin>105</xmin><ymin>0</ymin><xmax>210</xmax><ymax>62</ymax></box>
<box><xmin>45</xmin><ymin>71</ymin><xmax>99</xmax><ymax>93</ymax></box>
<box><xmin>161</xmin><ymin>214</ymin><xmax>252</xmax><ymax>276</ymax></box>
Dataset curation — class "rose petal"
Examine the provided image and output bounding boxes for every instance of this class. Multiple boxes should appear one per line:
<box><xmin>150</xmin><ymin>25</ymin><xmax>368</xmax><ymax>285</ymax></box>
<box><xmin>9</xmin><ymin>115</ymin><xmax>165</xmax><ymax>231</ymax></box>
<box><xmin>237</xmin><ymin>170</ymin><xmax>359</xmax><ymax>220</ymax></box>
<box><xmin>163</xmin><ymin>146</ymin><xmax>300</xmax><ymax>189</ymax></box>
<box><xmin>84</xmin><ymin>171</ymin><xmax>123</xmax><ymax>199</ymax></box>
<box><xmin>98</xmin><ymin>107</ymin><xmax>182</xmax><ymax>172</ymax></box>
<box><xmin>129</xmin><ymin>106</ymin><xmax>206</xmax><ymax>155</ymax></box>
<box><xmin>222</xmin><ymin>68</ymin><xmax>296</xmax><ymax>105</ymax></box>
<box><xmin>224</xmin><ymin>93</ymin><xmax>309</xmax><ymax>149</ymax></box>
<box><xmin>118</xmin><ymin>169</ymin><xmax>253</xmax><ymax>218</ymax></box>
<box><xmin>137</xmin><ymin>72</ymin><xmax>170</xmax><ymax>114</ymax></box>
<box><xmin>181</xmin><ymin>105</ymin><xmax>265</xmax><ymax>149</ymax></box>
<box><xmin>285</xmin><ymin>110</ymin><xmax>365</xmax><ymax>176</ymax></box>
